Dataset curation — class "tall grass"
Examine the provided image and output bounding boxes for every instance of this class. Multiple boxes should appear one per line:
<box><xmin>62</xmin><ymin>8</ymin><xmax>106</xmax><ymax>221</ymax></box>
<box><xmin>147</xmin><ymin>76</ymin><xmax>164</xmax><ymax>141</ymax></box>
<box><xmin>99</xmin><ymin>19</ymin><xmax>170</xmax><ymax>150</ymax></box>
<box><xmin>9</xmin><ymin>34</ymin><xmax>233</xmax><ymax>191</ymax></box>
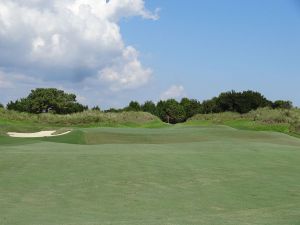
<box><xmin>245</xmin><ymin>108</ymin><xmax>300</xmax><ymax>124</ymax></box>
<box><xmin>1</xmin><ymin>107</ymin><xmax>300</xmax><ymax>135</ymax></box>
<box><xmin>188</xmin><ymin>107</ymin><xmax>300</xmax><ymax>135</ymax></box>
<box><xmin>0</xmin><ymin>108</ymin><xmax>164</xmax><ymax>127</ymax></box>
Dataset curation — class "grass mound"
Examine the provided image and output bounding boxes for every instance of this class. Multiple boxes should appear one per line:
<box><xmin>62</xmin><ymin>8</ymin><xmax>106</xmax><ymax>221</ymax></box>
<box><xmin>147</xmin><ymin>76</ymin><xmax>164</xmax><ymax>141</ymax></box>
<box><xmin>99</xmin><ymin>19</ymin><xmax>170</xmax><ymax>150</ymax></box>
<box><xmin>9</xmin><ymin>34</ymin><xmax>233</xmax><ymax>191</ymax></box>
<box><xmin>2</xmin><ymin>126</ymin><xmax>297</xmax><ymax>146</ymax></box>
<box><xmin>0</xmin><ymin>109</ymin><xmax>166</xmax><ymax>134</ymax></box>
<box><xmin>188</xmin><ymin>108</ymin><xmax>300</xmax><ymax>136</ymax></box>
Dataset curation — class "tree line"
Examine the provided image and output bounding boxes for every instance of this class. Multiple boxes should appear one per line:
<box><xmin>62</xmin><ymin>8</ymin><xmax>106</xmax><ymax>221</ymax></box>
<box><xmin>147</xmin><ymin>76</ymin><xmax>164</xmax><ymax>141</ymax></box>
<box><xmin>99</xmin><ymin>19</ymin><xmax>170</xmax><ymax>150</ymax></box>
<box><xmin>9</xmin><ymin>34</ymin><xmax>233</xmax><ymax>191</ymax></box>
<box><xmin>106</xmin><ymin>90</ymin><xmax>293</xmax><ymax>123</ymax></box>
<box><xmin>1</xmin><ymin>88</ymin><xmax>293</xmax><ymax>124</ymax></box>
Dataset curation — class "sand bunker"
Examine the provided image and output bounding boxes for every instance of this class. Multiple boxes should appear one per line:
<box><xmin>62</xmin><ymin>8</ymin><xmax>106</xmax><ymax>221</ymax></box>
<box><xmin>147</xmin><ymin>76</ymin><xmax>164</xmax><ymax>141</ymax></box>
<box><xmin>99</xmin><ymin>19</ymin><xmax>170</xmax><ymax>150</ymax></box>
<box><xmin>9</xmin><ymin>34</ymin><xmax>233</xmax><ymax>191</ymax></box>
<box><xmin>7</xmin><ymin>130</ymin><xmax>71</xmax><ymax>138</ymax></box>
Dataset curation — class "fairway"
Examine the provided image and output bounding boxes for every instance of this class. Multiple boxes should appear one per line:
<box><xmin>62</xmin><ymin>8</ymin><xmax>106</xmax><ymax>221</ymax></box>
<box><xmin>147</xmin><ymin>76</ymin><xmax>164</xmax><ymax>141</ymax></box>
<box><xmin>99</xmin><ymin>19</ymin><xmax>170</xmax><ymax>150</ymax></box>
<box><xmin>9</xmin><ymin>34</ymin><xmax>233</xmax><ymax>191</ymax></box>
<box><xmin>1</xmin><ymin>126</ymin><xmax>300</xmax><ymax>225</ymax></box>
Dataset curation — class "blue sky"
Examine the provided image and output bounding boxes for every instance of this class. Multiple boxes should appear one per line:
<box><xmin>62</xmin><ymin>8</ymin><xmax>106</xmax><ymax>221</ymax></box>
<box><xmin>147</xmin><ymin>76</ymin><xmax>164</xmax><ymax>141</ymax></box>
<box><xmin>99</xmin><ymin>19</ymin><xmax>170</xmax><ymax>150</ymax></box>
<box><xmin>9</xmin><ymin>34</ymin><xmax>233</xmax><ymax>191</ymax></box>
<box><xmin>0</xmin><ymin>0</ymin><xmax>299</xmax><ymax>108</ymax></box>
<box><xmin>121</xmin><ymin>0</ymin><xmax>300</xmax><ymax>106</ymax></box>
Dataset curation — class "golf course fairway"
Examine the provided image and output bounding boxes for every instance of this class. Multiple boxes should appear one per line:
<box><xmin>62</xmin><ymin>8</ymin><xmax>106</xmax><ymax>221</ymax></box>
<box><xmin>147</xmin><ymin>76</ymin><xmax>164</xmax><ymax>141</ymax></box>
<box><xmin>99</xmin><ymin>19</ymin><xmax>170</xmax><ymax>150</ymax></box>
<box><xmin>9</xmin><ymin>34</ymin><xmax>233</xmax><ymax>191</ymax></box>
<box><xmin>1</xmin><ymin>125</ymin><xmax>300</xmax><ymax>225</ymax></box>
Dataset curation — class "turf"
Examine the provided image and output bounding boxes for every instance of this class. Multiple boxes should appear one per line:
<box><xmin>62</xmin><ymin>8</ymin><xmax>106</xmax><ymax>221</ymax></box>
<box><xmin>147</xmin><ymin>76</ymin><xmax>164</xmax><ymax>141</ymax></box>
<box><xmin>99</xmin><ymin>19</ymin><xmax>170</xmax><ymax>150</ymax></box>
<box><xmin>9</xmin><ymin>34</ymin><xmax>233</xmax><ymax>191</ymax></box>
<box><xmin>1</xmin><ymin>126</ymin><xmax>300</xmax><ymax>225</ymax></box>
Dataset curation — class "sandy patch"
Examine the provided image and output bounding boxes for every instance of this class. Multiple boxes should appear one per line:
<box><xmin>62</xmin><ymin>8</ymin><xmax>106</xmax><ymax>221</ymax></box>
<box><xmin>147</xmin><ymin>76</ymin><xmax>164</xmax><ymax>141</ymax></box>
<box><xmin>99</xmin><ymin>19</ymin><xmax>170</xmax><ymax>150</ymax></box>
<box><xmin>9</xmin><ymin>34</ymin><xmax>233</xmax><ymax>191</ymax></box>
<box><xmin>7</xmin><ymin>130</ymin><xmax>71</xmax><ymax>138</ymax></box>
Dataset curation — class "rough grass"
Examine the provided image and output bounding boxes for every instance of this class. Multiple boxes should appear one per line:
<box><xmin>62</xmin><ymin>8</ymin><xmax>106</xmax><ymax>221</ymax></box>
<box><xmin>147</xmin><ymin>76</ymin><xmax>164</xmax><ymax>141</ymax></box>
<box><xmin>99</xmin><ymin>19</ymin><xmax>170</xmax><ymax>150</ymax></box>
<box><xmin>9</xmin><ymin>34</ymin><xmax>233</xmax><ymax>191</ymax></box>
<box><xmin>0</xmin><ymin>109</ymin><xmax>167</xmax><ymax>134</ymax></box>
<box><xmin>188</xmin><ymin>108</ymin><xmax>300</xmax><ymax>136</ymax></box>
<box><xmin>1</xmin><ymin>126</ymin><xmax>300</xmax><ymax>225</ymax></box>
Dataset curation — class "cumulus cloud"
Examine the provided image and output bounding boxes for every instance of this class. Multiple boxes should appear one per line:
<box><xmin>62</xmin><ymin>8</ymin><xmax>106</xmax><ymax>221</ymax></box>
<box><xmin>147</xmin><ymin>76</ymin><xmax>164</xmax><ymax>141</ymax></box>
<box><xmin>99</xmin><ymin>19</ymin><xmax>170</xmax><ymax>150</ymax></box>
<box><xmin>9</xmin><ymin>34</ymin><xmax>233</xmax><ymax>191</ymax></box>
<box><xmin>98</xmin><ymin>46</ymin><xmax>152</xmax><ymax>90</ymax></box>
<box><xmin>0</xmin><ymin>0</ymin><xmax>157</xmax><ymax>91</ymax></box>
<box><xmin>160</xmin><ymin>85</ymin><xmax>186</xmax><ymax>100</ymax></box>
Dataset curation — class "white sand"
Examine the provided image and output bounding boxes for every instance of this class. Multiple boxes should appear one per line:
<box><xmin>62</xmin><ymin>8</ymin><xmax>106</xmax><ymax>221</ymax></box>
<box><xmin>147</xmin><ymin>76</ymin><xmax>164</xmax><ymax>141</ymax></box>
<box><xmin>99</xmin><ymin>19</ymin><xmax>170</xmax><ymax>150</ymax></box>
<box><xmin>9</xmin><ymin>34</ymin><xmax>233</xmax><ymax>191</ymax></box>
<box><xmin>7</xmin><ymin>130</ymin><xmax>71</xmax><ymax>138</ymax></box>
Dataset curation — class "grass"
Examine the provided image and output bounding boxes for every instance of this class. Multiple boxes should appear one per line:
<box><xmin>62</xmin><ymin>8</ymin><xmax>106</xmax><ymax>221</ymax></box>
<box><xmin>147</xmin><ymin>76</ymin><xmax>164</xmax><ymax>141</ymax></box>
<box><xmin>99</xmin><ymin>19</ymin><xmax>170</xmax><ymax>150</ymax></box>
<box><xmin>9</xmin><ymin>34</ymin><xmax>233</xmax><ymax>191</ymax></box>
<box><xmin>187</xmin><ymin>108</ymin><xmax>300</xmax><ymax>136</ymax></box>
<box><xmin>1</xmin><ymin>126</ymin><xmax>300</xmax><ymax>225</ymax></box>
<box><xmin>1</xmin><ymin>107</ymin><xmax>300</xmax><ymax>135</ymax></box>
<box><xmin>0</xmin><ymin>109</ymin><xmax>168</xmax><ymax>139</ymax></box>
<box><xmin>1</xmin><ymin>109</ymin><xmax>300</xmax><ymax>224</ymax></box>
<box><xmin>0</xmin><ymin>108</ymin><xmax>167</xmax><ymax>130</ymax></box>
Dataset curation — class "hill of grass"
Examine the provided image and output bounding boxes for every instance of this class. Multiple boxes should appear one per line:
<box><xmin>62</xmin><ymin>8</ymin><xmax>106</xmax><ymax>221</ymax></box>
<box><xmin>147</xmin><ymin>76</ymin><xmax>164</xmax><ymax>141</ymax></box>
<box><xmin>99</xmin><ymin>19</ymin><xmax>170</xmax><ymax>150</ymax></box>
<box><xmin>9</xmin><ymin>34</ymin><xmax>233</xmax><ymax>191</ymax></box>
<box><xmin>1</xmin><ymin>107</ymin><xmax>300</xmax><ymax>139</ymax></box>
<box><xmin>187</xmin><ymin>108</ymin><xmax>300</xmax><ymax>137</ymax></box>
<box><xmin>0</xmin><ymin>109</ymin><xmax>167</xmax><ymax>135</ymax></box>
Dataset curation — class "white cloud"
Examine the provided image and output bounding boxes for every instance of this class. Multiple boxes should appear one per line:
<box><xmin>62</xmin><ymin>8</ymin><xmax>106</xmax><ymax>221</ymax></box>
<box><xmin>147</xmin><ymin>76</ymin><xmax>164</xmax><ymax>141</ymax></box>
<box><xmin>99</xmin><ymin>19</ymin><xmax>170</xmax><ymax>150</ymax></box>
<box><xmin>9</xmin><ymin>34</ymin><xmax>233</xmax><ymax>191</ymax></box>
<box><xmin>98</xmin><ymin>46</ymin><xmax>152</xmax><ymax>90</ymax></box>
<box><xmin>0</xmin><ymin>0</ymin><xmax>157</xmax><ymax>90</ymax></box>
<box><xmin>160</xmin><ymin>85</ymin><xmax>186</xmax><ymax>100</ymax></box>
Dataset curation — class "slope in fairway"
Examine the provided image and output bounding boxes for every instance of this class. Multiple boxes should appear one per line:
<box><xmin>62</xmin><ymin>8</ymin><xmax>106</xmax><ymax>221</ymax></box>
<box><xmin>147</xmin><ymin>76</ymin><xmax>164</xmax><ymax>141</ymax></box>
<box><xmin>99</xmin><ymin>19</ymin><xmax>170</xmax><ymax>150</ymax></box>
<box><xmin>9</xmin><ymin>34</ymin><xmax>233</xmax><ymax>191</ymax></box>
<box><xmin>1</xmin><ymin>126</ymin><xmax>300</xmax><ymax>225</ymax></box>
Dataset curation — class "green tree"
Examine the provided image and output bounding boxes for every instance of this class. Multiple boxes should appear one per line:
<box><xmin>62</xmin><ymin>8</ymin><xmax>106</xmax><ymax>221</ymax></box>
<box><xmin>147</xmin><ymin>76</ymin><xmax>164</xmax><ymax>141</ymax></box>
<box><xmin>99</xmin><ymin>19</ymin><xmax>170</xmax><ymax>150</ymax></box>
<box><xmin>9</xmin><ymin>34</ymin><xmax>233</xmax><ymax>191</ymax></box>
<box><xmin>216</xmin><ymin>91</ymin><xmax>238</xmax><ymax>112</ymax></box>
<box><xmin>157</xmin><ymin>99</ymin><xmax>186</xmax><ymax>124</ymax></box>
<box><xmin>125</xmin><ymin>101</ymin><xmax>141</xmax><ymax>112</ymax></box>
<box><xmin>92</xmin><ymin>106</ymin><xmax>101</xmax><ymax>111</ymax></box>
<box><xmin>180</xmin><ymin>98</ymin><xmax>202</xmax><ymax>118</ymax></box>
<box><xmin>201</xmin><ymin>97</ymin><xmax>220</xmax><ymax>114</ymax></box>
<box><xmin>273</xmin><ymin>100</ymin><xmax>293</xmax><ymax>109</ymax></box>
<box><xmin>7</xmin><ymin>88</ymin><xmax>87</xmax><ymax>114</ymax></box>
<box><xmin>236</xmin><ymin>91</ymin><xmax>271</xmax><ymax>113</ymax></box>
<box><xmin>212</xmin><ymin>90</ymin><xmax>271</xmax><ymax>114</ymax></box>
<box><xmin>141</xmin><ymin>101</ymin><xmax>157</xmax><ymax>115</ymax></box>
<box><xmin>0</xmin><ymin>103</ymin><xmax>3</xmax><ymax>108</ymax></box>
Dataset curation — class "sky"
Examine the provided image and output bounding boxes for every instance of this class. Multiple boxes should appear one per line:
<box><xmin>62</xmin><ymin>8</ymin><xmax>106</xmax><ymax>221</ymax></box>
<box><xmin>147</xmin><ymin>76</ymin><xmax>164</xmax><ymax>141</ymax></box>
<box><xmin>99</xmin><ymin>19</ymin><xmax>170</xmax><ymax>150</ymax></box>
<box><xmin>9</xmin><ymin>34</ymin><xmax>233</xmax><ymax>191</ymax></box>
<box><xmin>0</xmin><ymin>0</ymin><xmax>300</xmax><ymax>108</ymax></box>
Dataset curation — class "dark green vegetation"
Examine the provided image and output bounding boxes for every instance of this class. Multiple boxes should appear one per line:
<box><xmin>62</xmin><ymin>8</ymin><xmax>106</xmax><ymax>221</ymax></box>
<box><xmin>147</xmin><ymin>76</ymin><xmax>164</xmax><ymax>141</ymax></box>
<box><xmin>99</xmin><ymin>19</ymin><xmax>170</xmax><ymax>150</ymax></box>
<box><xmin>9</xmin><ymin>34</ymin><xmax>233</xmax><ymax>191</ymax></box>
<box><xmin>116</xmin><ymin>90</ymin><xmax>293</xmax><ymax>123</ymax></box>
<box><xmin>7</xmin><ymin>88</ymin><xmax>88</xmax><ymax>114</ymax></box>
<box><xmin>1</xmin><ymin>126</ymin><xmax>300</xmax><ymax>225</ymax></box>
<box><xmin>3</xmin><ymin>88</ymin><xmax>293</xmax><ymax>124</ymax></box>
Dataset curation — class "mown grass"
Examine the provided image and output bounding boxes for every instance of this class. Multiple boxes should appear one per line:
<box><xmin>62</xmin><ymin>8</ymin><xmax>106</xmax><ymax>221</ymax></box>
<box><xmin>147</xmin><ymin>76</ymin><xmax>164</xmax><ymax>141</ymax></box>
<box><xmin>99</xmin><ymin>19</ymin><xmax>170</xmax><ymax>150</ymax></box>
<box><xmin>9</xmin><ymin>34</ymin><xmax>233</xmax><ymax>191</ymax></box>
<box><xmin>1</xmin><ymin>126</ymin><xmax>300</xmax><ymax>225</ymax></box>
<box><xmin>1</xmin><ymin>109</ymin><xmax>300</xmax><ymax>224</ymax></box>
